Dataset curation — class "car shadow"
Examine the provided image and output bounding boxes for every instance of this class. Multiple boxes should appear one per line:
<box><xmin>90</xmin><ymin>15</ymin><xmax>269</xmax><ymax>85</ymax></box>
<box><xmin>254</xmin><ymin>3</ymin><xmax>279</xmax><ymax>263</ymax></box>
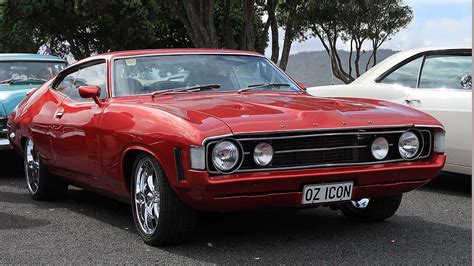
<box><xmin>421</xmin><ymin>171</ymin><xmax>471</xmax><ymax>197</ymax></box>
<box><xmin>0</xmin><ymin>150</ymin><xmax>23</xmax><ymax>178</ymax></box>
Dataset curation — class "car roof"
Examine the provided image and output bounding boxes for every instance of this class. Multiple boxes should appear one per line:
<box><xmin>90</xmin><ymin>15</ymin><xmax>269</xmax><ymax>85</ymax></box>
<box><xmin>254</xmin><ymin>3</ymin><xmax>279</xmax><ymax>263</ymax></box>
<box><xmin>74</xmin><ymin>49</ymin><xmax>263</xmax><ymax>63</ymax></box>
<box><xmin>101</xmin><ymin>48</ymin><xmax>263</xmax><ymax>58</ymax></box>
<box><xmin>0</xmin><ymin>53</ymin><xmax>66</xmax><ymax>62</ymax></box>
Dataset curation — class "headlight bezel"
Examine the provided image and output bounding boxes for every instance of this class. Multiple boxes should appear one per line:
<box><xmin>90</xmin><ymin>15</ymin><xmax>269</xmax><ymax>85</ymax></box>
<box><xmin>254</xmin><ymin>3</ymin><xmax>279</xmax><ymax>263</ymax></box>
<box><xmin>398</xmin><ymin>130</ymin><xmax>422</xmax><ymax>160</ymax></box>
<box><xmin>210</xmin><ymin>139</ymin><xmax>244</xmax><ymax>174</ymax></box>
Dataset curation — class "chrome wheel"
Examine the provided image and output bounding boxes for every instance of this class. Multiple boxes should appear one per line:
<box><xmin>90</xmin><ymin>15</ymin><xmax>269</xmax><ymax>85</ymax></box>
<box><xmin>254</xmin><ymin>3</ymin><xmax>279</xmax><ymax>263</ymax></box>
<box><xmin>351</xmin><ymin>198</ymin><xmax>370</xmax><ymax>209</ymax></box>
<box><xmin>25</xmin><ymin>139</ymin><xmax>40</xmax><ymax>194</ymax></box>
<box><xmin>134</xmin><ymin>158</ymin><xmax>160</xmax><ymax>236</ymax></box>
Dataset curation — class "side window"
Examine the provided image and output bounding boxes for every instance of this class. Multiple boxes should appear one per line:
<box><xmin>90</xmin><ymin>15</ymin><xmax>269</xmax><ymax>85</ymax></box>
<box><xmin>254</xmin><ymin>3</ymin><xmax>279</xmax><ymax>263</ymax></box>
<box><xmin>419</xmin><ymin>54</ymin><xmax>472</xmax><ymax>90</ymax></box>
<box><xmin>380</xmin><ymin>56</ymin><xmax>422</xmax><ymax>88</ymax></box>
<box><xmin>55</xmin><ymin>62</ymin><xmax>107</xmax><ymax>101</ymax></box>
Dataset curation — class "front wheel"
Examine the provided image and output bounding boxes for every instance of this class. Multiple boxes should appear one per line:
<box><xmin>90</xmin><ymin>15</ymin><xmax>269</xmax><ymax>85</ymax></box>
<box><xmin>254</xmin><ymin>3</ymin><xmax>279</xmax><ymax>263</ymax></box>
<box><xmin>24</xmin><ymin>138</ymin><xmax>68</xmax><ymax>200</ymax></box>
<box><xmin>340</xmin><ymin>194</ymin><xmax>403</xmax><ymax>222</ymax></box>
<box><xmin>131</xmin><ymin>153</ymin><xmax>196</xmax><ymax>246</ymax></box>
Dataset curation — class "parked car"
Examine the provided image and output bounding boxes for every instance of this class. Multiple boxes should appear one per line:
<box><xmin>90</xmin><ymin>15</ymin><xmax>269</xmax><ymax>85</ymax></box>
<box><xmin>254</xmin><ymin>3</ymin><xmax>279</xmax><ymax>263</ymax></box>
<box><xmin>0</xmin><ymin>53</ymin><xmax>67</xmax><ymax>150</ymax></box>
<box><xmin>307</xmin><ymin>46</ymin><xmax>471</xmax><ymax>175</ymax></box>
<box><xmin>8</xmin><ymin>49</ymin><xmax>446</xmax><ymax>246</ymax></box>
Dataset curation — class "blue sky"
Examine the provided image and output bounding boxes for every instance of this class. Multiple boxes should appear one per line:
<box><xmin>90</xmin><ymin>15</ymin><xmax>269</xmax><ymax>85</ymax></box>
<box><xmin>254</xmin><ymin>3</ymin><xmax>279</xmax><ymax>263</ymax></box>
<box><xmin>265</xmin><ymin>0</ymin><xmax>472</xmax><ymax>55</ymax></box>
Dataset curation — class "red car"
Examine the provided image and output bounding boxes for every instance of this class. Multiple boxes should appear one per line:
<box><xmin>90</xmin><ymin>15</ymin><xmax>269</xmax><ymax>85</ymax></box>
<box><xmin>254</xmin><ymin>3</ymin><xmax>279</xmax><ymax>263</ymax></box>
<box><xmin>7</xmin><ymin>49</ymin><xmax>446</xmax><ymax>246</ymax></box>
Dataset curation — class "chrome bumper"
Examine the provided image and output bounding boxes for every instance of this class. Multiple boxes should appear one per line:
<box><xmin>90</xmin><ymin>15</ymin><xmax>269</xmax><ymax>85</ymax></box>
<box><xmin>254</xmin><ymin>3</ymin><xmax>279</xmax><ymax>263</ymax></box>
<box><xmin>0</xmin><ymin>138</ymin><xmax>11</xmax><ymax>150</ymax></box>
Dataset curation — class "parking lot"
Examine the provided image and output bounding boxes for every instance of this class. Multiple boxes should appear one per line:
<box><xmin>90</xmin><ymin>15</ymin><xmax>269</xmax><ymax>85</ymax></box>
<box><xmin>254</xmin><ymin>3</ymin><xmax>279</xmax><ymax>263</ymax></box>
<box><xmin>0</xmin><ymin>150</ymin><xmax>471</xmax><ymax>264</ymax></box>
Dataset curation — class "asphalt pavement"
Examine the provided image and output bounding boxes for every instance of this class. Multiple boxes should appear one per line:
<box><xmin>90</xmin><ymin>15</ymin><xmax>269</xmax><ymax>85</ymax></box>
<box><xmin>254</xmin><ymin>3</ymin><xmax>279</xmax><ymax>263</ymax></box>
<box><xmin>0</xmin><ymin>150</ymin><xmax>471</xmax><ymax>264</ymax></box>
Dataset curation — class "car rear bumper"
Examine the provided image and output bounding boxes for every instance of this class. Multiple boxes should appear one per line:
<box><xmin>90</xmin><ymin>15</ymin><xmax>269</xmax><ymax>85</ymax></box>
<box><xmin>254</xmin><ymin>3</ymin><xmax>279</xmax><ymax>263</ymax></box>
<box><xmin>173</xmin><ymin>154</ymin><xmax>446</xmax><ymax>211</ymax></box>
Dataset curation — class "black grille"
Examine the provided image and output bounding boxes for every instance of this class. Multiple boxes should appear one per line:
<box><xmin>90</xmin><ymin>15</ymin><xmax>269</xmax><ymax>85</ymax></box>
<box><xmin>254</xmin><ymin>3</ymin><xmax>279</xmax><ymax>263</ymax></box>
<box><xmin>206</xmin><ymin>128</ymin><xmax>433</xmax><ymax>174</ymax></box>
<box><xmin>0</xmin><ymin>117</ymin><xmax>7</xmax><ymax>139</ymax></box>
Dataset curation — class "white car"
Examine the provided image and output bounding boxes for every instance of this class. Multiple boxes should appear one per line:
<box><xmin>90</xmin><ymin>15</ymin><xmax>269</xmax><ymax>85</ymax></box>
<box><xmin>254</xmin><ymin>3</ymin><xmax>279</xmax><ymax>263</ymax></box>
<box><xmin>307</xmin><ymin>46</ymin><xmax>472</xmax><ymax>175</ymax></box>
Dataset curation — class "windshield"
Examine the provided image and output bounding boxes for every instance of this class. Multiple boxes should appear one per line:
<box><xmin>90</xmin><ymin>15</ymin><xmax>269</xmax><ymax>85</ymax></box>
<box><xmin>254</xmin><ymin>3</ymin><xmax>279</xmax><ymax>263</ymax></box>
<box><xmin>113</xmin><ymin>54</ymin><xmax>300</xmax><ymax>96</ymax></box>
<box><xmin>0</xmin><ymin>61</ymin><xmax>66</xmax><ymax>82</ymax></box>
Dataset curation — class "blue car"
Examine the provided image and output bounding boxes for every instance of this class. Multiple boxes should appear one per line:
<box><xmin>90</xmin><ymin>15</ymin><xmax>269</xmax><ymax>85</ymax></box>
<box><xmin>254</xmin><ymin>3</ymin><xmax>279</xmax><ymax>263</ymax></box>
<box><xmin>0</xmin><ymin>53</ymin><xmax>67</xmax><ymax>149</ymax></box>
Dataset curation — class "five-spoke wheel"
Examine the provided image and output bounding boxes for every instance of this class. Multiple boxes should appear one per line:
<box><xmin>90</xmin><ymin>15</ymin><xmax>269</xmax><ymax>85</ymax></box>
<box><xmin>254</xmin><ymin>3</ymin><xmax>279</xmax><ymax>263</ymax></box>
<box><xmin>23</xmin><ymin>138</ymin><xmax>68</xmax><ymax>200</ymax></box>
<box><xmin>131</xmin><ymin>153</ymin><xmax>196</xmax><ymax>246</ymax></box>
<box><xmin>25</xmin><ymin>139</ymin><xmax>40</xmax><ymax>194</ymax></box>
<box><xmin>134</xmin><ymin>158</ymin><xmax>161</xmax><ymax>236</ymax></box>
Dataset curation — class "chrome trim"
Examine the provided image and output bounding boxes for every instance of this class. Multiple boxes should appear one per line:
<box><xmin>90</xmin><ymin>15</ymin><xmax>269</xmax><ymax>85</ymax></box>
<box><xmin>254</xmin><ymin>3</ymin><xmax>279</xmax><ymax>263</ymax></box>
<box><xmin>414</xmin><ymin>124</ymin><xmax>445</xmax><ymax>131</ymax></box>
<box><xmin>202</xmin><ymin>133</ymin><xmax>234</xmax><ymax>146</ymax></box>
<box><xmin>223</xmin><ymin>125</ymin><xmax>415</xmax><ymax>141</ymax></box>
<box><xmin>417</xmin><ymin>129</ymin><xmax>432</xmax><ymax>160</ymax></box>
<box><xmin>0</xmin><ymin>138</ymin><xmax>11</xmax><ymax>150</ymax></box>
<box><xmin>236</xmin><ymin>130</ymin><xmax>407</xmax><ymax>142</ymax></box>
<box><xmin>274</xmin><ymin>145</ymin><xmax>368</xmax><ymax>154</ymax></box>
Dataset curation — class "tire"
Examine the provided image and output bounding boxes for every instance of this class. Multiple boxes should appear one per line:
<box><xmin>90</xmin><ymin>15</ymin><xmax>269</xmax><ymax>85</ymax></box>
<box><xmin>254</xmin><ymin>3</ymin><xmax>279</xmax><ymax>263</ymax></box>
<box><xmin>24</xmin><ymin>138</ymin><xmax>68</xmax><ymax>200</ymax></box>
<box><xmin>340</xmin><ymin>194</ymin><xmax>403</xmax><ymax>222</ymax></box>
<box><xmin>131</xmin><ymin>153</ymin><xmax>196</xmax><ymax>246</ymax></box>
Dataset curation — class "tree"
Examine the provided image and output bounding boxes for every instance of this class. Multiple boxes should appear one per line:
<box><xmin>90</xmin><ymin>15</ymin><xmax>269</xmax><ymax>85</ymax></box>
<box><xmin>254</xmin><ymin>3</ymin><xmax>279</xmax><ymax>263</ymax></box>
<box><xmin>166</xmin><ymin>0</ymin><xmax>267</xmax><ymax>52</ymax></box>
<box><xmin>0</xmin><ymin>0</ymin><xmax>192</xmax><ymax>59</ymax></box>
<box><xmin>260</xmin><ymin>0</ymin><xmax>280</xmax><ymax>63</ymax></box>
<box><xmin>167</xmin><ymin>0</ymin><xmax>220</xmax><ymax>48</ymax></box>
<box><xmin>276</xmin><ymin>0</ymin><xmax>309</xmax><ymax>70</ymax></box>
<box><xmin>364</xmin><ymin>0</ymin><xmax>413</xmax><ymax>70</ymax></box>
<box><xmin>307</xmin><ymin>0</ymin><xmax>413</xmax><ymax>83</ymax></box>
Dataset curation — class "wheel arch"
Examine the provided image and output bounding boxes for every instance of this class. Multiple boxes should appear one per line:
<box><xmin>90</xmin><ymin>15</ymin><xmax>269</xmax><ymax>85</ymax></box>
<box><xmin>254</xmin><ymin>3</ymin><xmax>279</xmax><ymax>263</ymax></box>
<box><xmin>121</xmin><ymin>144</ymin><xmax>168</xmax><ymax>195</ymax></box>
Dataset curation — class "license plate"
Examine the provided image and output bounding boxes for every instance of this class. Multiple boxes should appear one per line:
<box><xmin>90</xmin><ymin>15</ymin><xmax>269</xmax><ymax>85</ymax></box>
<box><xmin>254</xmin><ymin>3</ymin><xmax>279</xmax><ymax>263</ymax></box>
<box><xmin>302</xmin><ymin>182</ymin><xmax>353</xmax><ymax>204</ymax></box>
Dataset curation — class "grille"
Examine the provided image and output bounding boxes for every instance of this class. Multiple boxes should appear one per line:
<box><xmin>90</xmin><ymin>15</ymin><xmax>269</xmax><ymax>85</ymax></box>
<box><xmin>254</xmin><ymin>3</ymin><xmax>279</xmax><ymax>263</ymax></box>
<box><xmin>206</xmin><ymin>128</ymin><xmax>432</xmax><ymax>174</ymax></box>
<box><xmin>0</xmin><ymin>117</ymin><xmax>7</xmax><ymax>139</ymax></box>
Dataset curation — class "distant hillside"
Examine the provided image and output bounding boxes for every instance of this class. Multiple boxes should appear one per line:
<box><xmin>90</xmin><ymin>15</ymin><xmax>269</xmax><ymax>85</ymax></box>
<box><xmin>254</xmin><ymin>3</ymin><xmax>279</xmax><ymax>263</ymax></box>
<box><xmin>285</xmin><ymin>49</ymin><xmax>398</xmax><ymax>86</ymax></box>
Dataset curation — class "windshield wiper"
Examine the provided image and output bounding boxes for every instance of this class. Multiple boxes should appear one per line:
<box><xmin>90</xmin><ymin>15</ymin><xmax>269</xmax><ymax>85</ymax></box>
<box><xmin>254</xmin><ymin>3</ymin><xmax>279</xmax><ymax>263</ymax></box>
<box><xmin>0</xmin><ymin>78</ymin><xmax>47</xmax><ymax>85</ymax></box>
<box><xmin>238</xmin><ymin>83</ymin><xmax>290</xmax><ymax>93</ymax></box>
<box><xmin>151</xmin><ymin>84</ymin><xmax>221</xmax><ymax>97</ymax></box>
<box><xmin>26</xmin><ymin>78</ymin><xmax>48</xmax><ymax>82</ymax></box>
<box><xmin>0</xmin><ymin>78</ymin><xmax>22</xmax><ymax>84</ymax></box>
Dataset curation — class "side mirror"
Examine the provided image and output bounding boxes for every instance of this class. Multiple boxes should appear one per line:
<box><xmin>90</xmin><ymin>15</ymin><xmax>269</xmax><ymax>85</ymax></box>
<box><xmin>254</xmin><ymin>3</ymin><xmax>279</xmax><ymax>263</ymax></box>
<box><xmin>78</xmin><ymin>85</ymin><xmax>102</xmax><ymax>105</ymax></box>
<box><xmin>26</xmin><ymin>88</ymin><xmax>37</xmax><ymax>96</ymax></box>
<box><xmin>460</xmin><ymin>74</ymin><xmax>472</xmax><ymax>90</ymax></box>
<box><xmin>297</xmin><ymin>82</ymin><xmax>307</xmax><ymax>91</ymax></box>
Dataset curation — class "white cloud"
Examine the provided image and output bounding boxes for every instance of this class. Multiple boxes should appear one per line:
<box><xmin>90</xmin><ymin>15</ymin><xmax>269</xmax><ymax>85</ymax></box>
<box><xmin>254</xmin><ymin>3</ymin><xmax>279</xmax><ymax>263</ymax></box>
<box><xmin>381</xmin><ymin>16</ymin><xmax>472</xmax><ymax>50</ymax></box>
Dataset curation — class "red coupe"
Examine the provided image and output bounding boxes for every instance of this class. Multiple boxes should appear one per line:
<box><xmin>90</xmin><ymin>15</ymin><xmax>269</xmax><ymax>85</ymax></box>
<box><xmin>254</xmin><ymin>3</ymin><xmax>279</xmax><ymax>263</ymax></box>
<box><xmin>7</xmin><ymin>49</ymin><xmax>446</xmax><ymax>246</ymax></box>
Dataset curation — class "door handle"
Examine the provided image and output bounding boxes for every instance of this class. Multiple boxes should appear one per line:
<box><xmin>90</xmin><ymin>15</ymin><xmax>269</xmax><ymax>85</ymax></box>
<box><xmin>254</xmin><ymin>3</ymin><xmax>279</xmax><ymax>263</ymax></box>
<box><xmin>55</xmin><ymin>109</ymin><xmax>64</xmax><ymax>119</ymax></box>
<box><xmin>405</xmin><ymin>99</ymin><xmax>421</xmax><ymax>105</ymax></box>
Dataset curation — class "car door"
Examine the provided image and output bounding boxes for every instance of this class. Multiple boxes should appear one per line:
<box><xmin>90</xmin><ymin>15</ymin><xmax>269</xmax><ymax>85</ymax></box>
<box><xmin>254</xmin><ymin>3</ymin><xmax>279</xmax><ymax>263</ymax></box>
<box><xmin>51</xmin><ymin>60</ymin><xmax>109</xmax><ymax>185</ymax></box>
<box><xmin>404</xmin><ymin>52</ymin><xmax>472</xmax><ymax>174</ymax></box>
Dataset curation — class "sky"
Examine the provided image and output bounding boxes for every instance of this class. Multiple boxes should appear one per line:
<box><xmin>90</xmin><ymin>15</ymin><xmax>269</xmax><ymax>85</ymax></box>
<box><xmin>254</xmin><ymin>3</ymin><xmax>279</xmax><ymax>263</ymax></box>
<box><xmin>265</xmin><ymin>0</ymin><xmax>472</xmax><ymax>56</ymax></box>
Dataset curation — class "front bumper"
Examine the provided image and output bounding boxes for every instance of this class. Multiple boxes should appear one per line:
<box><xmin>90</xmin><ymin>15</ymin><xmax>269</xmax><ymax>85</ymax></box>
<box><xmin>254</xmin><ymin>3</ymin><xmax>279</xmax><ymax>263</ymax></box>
<box><xmin>0</xmin><ymin>138</ymin><xmax>11</xmax><ymax>150</ymax></box>
<box><xmin>173</xmin><ymin>154</ymin><xmax>446</xmax><ymax>211</ymax></box>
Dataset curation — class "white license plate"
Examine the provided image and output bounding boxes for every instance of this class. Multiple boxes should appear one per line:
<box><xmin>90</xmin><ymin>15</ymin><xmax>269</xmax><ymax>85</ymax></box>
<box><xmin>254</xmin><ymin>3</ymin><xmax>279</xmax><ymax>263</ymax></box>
<box><xmin>302</xmin><ymin>182</ymin><xmax>353</xmax><ymax>204</ymax></box>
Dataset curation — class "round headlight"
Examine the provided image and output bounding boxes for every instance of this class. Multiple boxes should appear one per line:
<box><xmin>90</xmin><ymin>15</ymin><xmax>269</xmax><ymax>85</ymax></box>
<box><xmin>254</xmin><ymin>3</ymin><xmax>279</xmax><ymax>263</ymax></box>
<box><xmin>371</xmin><ymin>137</ymin><xmax>389</xmax><ymax>160</ymax></box>
<box><xmin>211</xmin><ymin>140</ymin><xmax>241</xmax><ymax>172</ymax></box>
<box><xmin>253</xmin><ymin>142</ymin><xmax>273</xmax><ymax>166</ymax></box>
<box><xmin>398</xmin><ymin>131</ymin><xmax>420</xmax><ymax>159</ymax></box>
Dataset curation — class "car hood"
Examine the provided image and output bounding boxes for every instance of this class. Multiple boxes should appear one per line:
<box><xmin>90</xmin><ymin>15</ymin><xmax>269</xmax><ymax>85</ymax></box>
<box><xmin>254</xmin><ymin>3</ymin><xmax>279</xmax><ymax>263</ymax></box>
<box><xmin>0</xmin><ymin>84</ymin><xmax>37</xmax><ymax>114</ymax></box>
<box><xmin>147</xmin><ymin>91</ymin><xmax>441</xmax><ymax>134</ymax></box>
